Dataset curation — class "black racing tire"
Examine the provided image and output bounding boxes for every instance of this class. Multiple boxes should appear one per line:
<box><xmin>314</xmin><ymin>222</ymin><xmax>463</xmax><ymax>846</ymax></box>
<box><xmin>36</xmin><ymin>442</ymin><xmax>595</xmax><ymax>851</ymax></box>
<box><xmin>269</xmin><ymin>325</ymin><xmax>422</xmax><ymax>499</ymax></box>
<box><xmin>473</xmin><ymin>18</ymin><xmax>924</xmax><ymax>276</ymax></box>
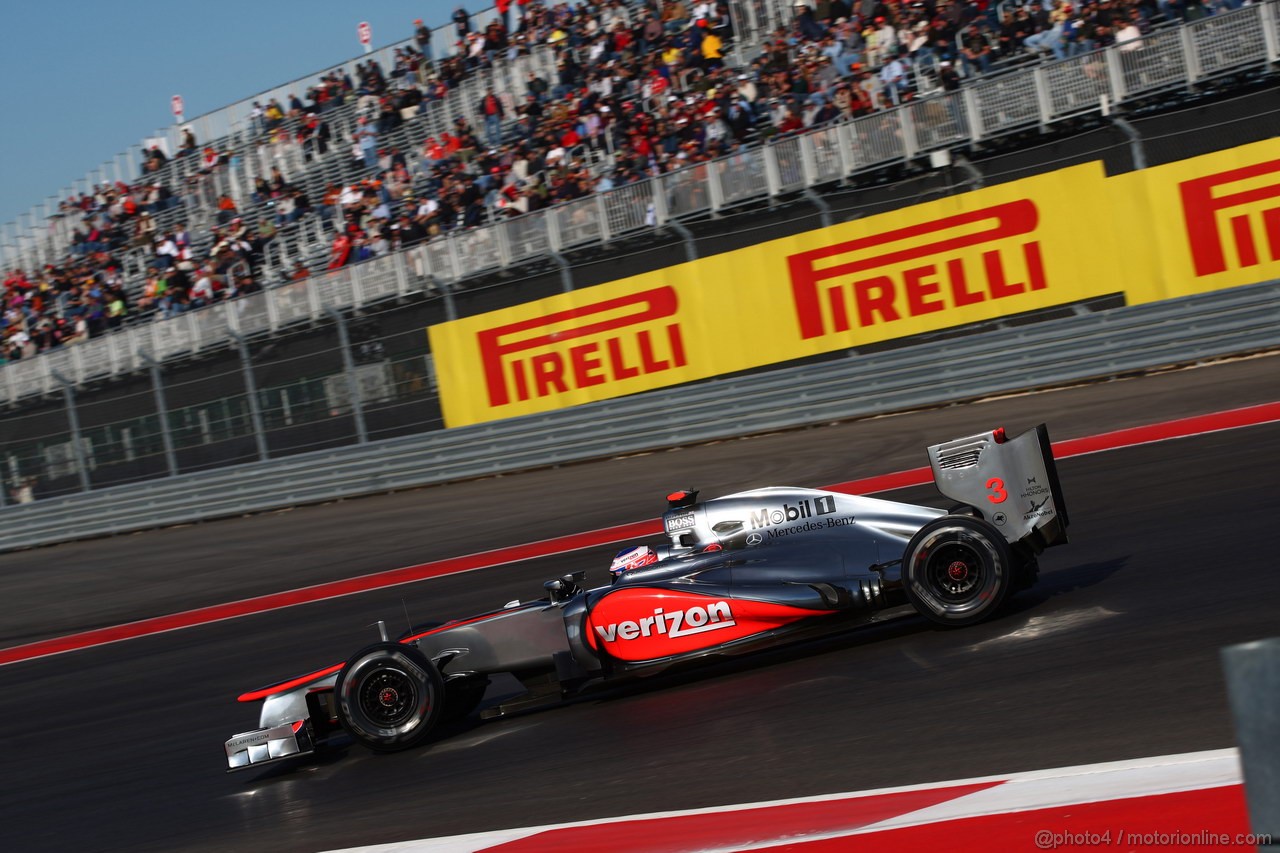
<box><xmin>334</xmin><ymin>642</ymin><xmax>445</xmax><ymax>753</ymax></box>
<box><xmin>902</xmin><ymin>515</ymin><xmax>1013</xmax><ymax>627</ymax></box>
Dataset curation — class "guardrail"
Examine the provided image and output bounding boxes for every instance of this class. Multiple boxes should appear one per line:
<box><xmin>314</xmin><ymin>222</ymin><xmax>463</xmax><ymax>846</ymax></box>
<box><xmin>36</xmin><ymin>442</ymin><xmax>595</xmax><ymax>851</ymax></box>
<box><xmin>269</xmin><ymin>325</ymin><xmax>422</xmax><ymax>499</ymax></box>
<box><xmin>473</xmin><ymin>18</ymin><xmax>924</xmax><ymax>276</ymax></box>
<box><xmin>3</xmin><ymin>0</ymin><xmax>1277</xmax><ymax>400</ymax></box>
<box><xmin>1</xmin><ymin>277</ymin><xmax>1275</xmax><ymax>552</ymax></box>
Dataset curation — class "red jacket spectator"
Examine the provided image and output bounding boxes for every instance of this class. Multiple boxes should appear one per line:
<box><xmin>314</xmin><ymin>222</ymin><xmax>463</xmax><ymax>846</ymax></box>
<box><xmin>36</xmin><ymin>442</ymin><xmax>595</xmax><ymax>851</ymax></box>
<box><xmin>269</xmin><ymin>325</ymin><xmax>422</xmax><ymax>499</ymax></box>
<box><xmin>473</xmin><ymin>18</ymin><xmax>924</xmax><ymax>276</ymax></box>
<box><xmin>327</xmin><ymin>232</ymin><xmax>352</xmax><ymax>270</ymax></box>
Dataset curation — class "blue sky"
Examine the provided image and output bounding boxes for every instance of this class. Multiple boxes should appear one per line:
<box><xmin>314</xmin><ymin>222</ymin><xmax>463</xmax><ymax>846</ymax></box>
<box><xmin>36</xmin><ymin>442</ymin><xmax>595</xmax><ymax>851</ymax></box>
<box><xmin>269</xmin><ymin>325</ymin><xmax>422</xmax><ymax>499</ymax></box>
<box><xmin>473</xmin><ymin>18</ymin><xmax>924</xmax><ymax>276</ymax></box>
<box><xmin>0</xmin><ymin>1</ymin><xmax>467</xmax><ymax>231</ymax></box>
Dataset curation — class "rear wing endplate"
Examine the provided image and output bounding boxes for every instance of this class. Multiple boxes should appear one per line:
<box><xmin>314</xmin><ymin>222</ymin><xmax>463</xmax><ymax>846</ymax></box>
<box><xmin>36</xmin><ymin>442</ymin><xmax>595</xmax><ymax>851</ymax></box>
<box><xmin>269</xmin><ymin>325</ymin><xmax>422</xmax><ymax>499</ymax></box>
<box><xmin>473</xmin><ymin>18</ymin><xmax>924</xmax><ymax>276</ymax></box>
<box><xmin>927</xmin><ymin>424</ymin><xmax>1069</xmax><ymax>553</ymax></box>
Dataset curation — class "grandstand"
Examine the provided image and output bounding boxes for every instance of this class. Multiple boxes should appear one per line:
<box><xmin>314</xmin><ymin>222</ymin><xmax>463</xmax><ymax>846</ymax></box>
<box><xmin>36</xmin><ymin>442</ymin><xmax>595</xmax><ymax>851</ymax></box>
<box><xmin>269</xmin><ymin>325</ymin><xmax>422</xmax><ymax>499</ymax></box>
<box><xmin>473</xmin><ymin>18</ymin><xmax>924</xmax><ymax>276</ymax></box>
<box><xmin>0</xmin><ymin>0</ymin><xmax>1278</xmax><ymax>501</ymax></box>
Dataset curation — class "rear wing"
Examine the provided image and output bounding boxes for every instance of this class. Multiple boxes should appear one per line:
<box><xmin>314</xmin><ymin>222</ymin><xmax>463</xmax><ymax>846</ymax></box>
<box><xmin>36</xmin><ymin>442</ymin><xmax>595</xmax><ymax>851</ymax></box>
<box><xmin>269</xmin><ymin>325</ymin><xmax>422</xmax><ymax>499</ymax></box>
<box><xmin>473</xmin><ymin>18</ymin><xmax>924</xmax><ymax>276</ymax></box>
<box><xmin>927</xmin><ymin>424</ymin><xmax>1068</xmax><ymax>553</ymax></box>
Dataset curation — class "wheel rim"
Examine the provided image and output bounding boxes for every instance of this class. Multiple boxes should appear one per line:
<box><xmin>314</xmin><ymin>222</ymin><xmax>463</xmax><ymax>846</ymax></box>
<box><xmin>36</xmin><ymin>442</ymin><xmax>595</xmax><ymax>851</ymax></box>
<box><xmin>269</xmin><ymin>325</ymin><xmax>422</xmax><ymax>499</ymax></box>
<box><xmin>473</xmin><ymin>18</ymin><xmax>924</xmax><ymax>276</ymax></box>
<box><xmin>357</xmin><ymin>667</ymin><xmax>418</xmax><ymax>727</ymax></box>
<box><xmin>929</xmin><ymin>542</ymin><xmax>984</xmax><ymax>601</ymax></box>
<box><xmin>909</xmin><ymin>525</ymin><xmax>1004</xmax><ymax>619</ymax></box>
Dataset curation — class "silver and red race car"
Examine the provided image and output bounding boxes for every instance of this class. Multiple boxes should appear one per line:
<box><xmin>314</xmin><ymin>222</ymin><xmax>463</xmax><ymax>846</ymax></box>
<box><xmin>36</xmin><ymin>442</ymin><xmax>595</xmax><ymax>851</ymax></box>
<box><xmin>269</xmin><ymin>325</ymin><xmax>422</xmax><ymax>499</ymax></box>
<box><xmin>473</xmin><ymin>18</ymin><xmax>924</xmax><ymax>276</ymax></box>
<box><xmin>225</xmin><ymin>425</ymin><xmax>1068</xmax><ymax>771</ymax></box>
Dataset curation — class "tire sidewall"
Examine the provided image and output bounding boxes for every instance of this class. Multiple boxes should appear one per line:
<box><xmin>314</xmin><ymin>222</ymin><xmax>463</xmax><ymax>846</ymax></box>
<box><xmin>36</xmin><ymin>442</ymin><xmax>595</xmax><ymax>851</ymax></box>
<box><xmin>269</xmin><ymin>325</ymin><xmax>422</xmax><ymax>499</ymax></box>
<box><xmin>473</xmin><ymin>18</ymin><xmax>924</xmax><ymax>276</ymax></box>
<box><xmin>335</xmin><ymin>642</ymin><xmax>443</xmax><ymax>751</ymax></box>
<box><xmin>903</xmin><ymin>515</ymin><xmax>1012</xmax><ymax>627</ymax></box>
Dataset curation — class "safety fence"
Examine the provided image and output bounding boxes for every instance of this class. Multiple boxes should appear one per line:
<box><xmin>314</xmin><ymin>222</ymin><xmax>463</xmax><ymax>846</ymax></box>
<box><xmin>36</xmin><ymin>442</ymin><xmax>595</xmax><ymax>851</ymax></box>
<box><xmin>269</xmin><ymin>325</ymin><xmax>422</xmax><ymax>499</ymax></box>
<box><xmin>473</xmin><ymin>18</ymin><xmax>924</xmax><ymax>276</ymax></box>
<box><xmin>0</xmin><ymin>3</ymin><xmax>513</xmax><ymax>259</ymax></box>
<box><xmin>0</xmin><ymin>277</ymin><xmax>1275</xmax><ymax>551</ymax></box>
<box><xmin>4</xmin><ymin>0</ymin><xmax>1278</xmax><ymax>397</ymax></box>
<box><xmin>4</xmin><ymin>0</ymin><xmax>1278</xmax><ymax>403</ymax></box>
<box><xmin>12</xmin><ymin>42</ymin><xmax>563</xmax><ymax>273</ymax></box>
<box><xmin>4</xmin><ymin>0</ymin><xmax>1276</xmax><ymax>275</ymax></box>
<box><xmin>0</xmin><ymin>251</ymin><xmax>422</xmax><ymax>404</ymax></box>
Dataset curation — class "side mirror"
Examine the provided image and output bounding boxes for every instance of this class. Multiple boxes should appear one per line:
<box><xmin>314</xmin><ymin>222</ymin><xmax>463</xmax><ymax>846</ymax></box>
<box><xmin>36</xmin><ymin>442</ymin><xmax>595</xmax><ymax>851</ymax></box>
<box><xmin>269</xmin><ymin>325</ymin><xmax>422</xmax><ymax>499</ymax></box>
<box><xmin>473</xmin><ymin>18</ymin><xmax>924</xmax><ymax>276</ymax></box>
<box><xmin>544</xmin><ymin>579</ymin><xmax>566</xmax><ymax>601</ymax></box>
<box><xmin>544</xmin><ymin>571</ymin><xmax>584</xmax><ymax>603</ymax></box>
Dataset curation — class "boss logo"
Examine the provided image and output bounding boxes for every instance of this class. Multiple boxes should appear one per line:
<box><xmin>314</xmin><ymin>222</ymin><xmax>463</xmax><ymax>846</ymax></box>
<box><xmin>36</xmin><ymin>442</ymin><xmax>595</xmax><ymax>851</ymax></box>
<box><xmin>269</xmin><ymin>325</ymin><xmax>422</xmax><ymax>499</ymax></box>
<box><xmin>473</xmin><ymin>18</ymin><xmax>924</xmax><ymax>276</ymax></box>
<box><xmin>664</xmin><ymin>511</ymin><xmax>697</xmax><ymax>533</ymax></box>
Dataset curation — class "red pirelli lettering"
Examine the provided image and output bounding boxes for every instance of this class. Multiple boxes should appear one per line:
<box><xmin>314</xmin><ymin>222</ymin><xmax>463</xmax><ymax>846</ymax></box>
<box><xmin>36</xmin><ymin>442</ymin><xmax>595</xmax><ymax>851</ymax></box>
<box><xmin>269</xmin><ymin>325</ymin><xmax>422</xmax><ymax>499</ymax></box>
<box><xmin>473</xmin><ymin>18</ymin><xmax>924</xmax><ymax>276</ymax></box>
<box><xmin>1180</xmin><ymin>158</ymin><xmax>1280</xmax><ymax>277</ymax></box>
<box><xmin>855</xmin><ymin>276</ymin><xmax>898</xmax><ymax>326</ymax></box>
<box><xmin>903</xmin><ymin>265</ymin><xmax>944</xmax><ymax>316</ymax></box>
<box><xmin>568</xmin><ymin>343</ymin><xmax>606</xmax><ymax>388</ymax></box>
<box><xmin>475</xmin><ymin>287</ymin><xmax>685</xmax><ymax>407</ymax></box>
<box><xmin>787</xmin><ymin>200</ymin><xmax>1045</xmax><ymax>339</ymax></box>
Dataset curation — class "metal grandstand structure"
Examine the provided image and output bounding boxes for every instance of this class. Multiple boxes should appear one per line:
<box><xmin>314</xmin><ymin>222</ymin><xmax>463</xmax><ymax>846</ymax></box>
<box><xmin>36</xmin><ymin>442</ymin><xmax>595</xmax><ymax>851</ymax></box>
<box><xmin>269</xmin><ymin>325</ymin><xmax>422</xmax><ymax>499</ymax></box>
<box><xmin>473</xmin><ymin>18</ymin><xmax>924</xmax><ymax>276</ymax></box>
<box><xmin>0</xmin><ymin>0</ymin><xmax>1276</xmax><ymax>407</ymax></box>
<box><xmin>0</xmin><ymin>0</ymin><xmax>802</xmax><ymax>269</ymax></box>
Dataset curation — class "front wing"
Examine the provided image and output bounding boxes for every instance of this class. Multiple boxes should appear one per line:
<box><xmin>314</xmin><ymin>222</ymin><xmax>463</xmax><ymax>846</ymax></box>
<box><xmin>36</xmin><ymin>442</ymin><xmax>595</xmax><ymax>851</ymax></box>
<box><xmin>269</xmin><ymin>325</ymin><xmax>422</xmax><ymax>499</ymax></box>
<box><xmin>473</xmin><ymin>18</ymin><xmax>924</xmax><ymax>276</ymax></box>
<box><xmin>225</xmin><ymin>720</ymin><xmax>315</xmax><ymax>770</ymax></box>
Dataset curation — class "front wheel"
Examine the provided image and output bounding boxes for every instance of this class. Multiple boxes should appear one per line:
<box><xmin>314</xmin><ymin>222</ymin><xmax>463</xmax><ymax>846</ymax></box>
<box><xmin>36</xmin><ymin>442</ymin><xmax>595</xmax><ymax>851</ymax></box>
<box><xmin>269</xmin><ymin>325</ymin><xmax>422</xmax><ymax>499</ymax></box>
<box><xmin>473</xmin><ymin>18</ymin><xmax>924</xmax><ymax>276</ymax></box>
<box><xmin>902</xmin><ymin>516</ymin><xmax>1013</xmax><ymax>627</ymax></box>
<box><xmin>335</xmin><ymin>642</ymin><xmax>444</xmax><ymax>753</ymax></box>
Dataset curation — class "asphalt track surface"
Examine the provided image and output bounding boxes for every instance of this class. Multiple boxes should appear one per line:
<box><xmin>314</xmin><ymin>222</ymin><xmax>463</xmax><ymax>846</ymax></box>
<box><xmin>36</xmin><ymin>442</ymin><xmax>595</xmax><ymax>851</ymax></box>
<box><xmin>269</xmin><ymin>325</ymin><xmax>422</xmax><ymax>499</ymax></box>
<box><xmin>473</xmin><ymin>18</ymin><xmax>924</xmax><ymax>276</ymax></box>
<box><xmin>2</xmin><ymin>355</ymin><xmax>1278</xmax><ymax>852</ymax></box>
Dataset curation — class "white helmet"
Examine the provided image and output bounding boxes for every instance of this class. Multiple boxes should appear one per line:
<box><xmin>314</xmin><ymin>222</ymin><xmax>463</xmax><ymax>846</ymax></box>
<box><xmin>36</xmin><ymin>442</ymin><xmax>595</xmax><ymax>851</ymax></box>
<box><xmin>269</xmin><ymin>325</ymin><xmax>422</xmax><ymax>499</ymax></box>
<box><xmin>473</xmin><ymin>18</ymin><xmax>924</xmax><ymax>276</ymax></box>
<box><xmin>609</xmin><ymin>545</ymin><xmax>659</xmax><ymax>580</ymax></box>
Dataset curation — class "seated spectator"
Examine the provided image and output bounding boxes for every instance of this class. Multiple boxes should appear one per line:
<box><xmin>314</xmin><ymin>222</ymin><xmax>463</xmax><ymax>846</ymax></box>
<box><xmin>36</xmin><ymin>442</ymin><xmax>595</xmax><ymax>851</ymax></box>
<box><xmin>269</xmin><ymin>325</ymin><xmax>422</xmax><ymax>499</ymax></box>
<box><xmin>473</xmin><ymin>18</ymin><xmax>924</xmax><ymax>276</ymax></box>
<box><xmin>0</xmin><ymin>0</ymin><xmax>1239</xmax><ymax>383</ymax></box>
<box><xmin>264</xmin><ymin>98</ymin><xmax>285</xmax><ymax>130</ymax></box>
<box><xmin>177</xmin><ymin>127</ymin><xmax>198</xmax><ymax>157</ymax></box>
<box><xmin>189</xmin><ymin>266</ymin><xmax>217</xmax><ymax>309</ymax></box>
<box><xmin>144</xmin><ymin>145</ymin><xmax>168</xmax><ymax>173</ymax></box>
<box><xmin>327</xmin><ymin>229</ymin><xmax>353</xmax><ymax>270</ymax></box>
<box><xmin>216</xmin><ymin>194</ymin><xmax>238</xmax><ymax>225</ymax></box>
<box><xmin>353</xmin><ymin>117</ymin><xmax>378</xmax><ymax>169</ymax></box>
<box><xmin>663</xmin><ymin>0</ymin><xmax>691</xmax><ymax>34</ymax></box>
<box><xmin>130</xmin><ymin>212</ymin><xmax>156</xmax><ymax>249</ymax></box>
<box><xmin>274</xmin><ymin>192</ymin><xmax>296</xmax><ymax>227</ymax></box>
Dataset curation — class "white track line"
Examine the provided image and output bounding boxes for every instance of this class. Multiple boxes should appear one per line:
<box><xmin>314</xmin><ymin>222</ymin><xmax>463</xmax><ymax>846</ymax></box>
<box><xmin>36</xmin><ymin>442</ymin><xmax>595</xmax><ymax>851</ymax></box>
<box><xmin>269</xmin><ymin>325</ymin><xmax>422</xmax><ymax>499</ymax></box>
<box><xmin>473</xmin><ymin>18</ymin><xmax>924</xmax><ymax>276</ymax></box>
<box><xmin>326</xmin><ymin>748</ymin><xmax>1241</xmax><ymax>853</ymax></box>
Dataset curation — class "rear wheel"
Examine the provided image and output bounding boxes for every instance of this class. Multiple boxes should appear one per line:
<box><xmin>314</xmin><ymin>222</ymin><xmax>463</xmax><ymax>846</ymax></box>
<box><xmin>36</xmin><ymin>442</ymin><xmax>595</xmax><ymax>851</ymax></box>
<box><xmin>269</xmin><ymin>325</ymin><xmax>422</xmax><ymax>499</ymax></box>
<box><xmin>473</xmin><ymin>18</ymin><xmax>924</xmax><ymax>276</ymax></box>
<box><xmin>903</xmin><ymin>516</ymin><xmax>1013</xmax><ymax>627</ymax></box>
<box><xmin>335</xmin><ymin>642</ymin><xmax>444</xmax><ymax>753</ymax></box>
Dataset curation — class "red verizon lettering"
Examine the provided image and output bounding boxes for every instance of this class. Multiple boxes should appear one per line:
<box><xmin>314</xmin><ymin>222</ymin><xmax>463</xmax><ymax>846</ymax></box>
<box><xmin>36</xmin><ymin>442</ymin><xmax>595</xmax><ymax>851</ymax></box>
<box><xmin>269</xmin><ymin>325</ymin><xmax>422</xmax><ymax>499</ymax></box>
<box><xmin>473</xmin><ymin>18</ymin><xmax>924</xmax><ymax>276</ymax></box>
<box><xmin>1180</xmin><ymin>159</ymin><xmax>1280</xmax><ymax>277</ymax></box>
<box><xmin>476</xmin><ymin>287</ymin><xmax>686</xmax><ymax>407</ymax></box>
<box><xmin>787</xmin><ymin>200</ymin><xmax>1046</xmax><ymax>339</ymax></box>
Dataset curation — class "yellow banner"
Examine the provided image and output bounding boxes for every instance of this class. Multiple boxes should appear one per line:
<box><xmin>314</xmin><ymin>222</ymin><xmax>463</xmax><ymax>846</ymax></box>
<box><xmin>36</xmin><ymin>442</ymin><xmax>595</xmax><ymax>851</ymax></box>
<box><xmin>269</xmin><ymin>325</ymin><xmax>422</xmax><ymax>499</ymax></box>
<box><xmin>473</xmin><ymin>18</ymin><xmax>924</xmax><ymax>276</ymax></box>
<box><xmin>1113</xmin><ymin>138</ymin><xmax>1280</xmax><ymax>303</ymax></box>
<box><xmin>430</xmin><ymin>138</ymin><xmax>1280</xmax><ymax>427</ymax></box>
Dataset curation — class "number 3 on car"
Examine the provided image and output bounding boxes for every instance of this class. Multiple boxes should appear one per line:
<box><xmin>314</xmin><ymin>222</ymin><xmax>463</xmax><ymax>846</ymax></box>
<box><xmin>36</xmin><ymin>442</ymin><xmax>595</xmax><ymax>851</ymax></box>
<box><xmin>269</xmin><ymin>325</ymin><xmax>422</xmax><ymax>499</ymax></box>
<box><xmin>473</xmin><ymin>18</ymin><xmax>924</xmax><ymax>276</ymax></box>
<box><xmin>986</xmin><ymin>477</ymin><xmax>1007</xmax><ymax>503</ymax></box>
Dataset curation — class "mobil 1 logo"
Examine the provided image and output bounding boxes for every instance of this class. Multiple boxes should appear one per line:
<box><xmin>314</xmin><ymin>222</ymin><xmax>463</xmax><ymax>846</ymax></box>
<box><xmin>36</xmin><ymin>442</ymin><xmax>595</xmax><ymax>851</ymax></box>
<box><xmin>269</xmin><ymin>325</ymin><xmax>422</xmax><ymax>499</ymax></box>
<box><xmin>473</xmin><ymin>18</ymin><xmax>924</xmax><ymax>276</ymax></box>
<box><xmin>749</xmin><ymin>496</ymin><xmax>838</xmax><ymax>530</ymax></box>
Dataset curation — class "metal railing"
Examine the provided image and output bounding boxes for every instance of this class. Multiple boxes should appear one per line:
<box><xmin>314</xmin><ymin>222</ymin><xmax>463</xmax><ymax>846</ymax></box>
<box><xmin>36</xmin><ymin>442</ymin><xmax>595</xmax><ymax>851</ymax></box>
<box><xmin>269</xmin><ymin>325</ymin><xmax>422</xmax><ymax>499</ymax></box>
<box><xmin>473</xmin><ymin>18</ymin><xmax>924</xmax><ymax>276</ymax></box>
<box><xmin>5</xmin><ymin>0</ymin><xmax>1276</xmax><ymax>276</ymax></box>
<box><xmin>0</xmin><ymin>1</ymin><xmax>524</xmax><ymax>266</ymax></box>
<box><xmin>0</xmin><ymin>277</ymin><xmax>1275</xmax><ymax>552</ymax></box>
<box><xmin>0</xmin><ymin>6</ymin><xmax>1273</xmax><ymax>400</ymax></box>
<box><xmin>11</xmin><ymin>38</ymin><xmax>564</xmax><ymax>276</ymax></box>
<box><xmin>3</xmin><ymin>0</ymin><xmax>1278</xmax><ymax>401</ymax></box>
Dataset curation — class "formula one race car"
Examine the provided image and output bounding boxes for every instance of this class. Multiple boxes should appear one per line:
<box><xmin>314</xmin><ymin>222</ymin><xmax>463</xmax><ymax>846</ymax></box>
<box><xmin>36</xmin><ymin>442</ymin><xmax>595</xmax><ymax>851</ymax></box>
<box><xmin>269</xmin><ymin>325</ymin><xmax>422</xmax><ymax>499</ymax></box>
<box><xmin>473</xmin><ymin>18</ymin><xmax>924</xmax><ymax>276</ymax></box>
<box><xmin>225</xmin><ymin>424</ymin><xmax>1068</xmax><ymax>771</ymax></box>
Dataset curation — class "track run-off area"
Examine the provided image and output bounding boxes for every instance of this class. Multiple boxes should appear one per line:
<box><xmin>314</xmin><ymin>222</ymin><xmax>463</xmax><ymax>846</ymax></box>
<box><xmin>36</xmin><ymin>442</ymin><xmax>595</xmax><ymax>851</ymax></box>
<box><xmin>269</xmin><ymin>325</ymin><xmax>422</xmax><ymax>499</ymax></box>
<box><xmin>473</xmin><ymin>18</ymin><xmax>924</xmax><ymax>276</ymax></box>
<box><xmin>1</xmin><ymin>355</ymin><xmax>1277</xmax><ymax>851</ymax></box>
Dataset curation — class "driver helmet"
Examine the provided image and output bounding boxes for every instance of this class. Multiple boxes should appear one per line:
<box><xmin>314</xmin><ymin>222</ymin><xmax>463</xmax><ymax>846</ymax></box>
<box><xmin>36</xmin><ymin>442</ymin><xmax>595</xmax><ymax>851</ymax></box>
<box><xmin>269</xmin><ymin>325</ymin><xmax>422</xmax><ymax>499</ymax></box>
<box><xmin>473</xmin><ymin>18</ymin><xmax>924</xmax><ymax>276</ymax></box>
<box><xmin>609</xmin><ymin>545</ymin><xmax>659</xmax><ymax>579</ymax></box>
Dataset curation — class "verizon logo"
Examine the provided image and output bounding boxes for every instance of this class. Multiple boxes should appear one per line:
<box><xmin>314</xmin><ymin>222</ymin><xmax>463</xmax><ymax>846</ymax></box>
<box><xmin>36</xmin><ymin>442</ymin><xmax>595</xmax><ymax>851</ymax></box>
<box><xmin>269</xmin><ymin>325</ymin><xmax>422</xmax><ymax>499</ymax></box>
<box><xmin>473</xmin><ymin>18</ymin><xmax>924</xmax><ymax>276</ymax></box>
<box><xmin>787</xmin><ymin>200</ymin><xmax>1046</xmax><ymax>340</ymax></box>
<box><xmin>1180</xmin><ymin>159</ymin><xmax>1280</xmax><ymax>277</ymax></box>
<box><xmin>595</xmin><ymin>600</ymin><xmax>735</xmax><ymax>642</ymax></box>
<box><xmin>476</xmin><ymin>287</ymin><xmax>687</xmax><ymax>408</ymax></box>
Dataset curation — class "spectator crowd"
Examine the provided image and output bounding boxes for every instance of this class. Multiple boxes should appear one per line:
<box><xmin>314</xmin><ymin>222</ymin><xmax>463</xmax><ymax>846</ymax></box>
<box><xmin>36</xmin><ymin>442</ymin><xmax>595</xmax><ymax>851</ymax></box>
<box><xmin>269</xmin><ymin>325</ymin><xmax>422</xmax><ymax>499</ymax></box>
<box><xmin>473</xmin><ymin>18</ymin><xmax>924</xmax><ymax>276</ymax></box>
<box><xmin>1</xmin><ymin>0</ymin><xmax>1247</xmax><ymax>364</ymax></box>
